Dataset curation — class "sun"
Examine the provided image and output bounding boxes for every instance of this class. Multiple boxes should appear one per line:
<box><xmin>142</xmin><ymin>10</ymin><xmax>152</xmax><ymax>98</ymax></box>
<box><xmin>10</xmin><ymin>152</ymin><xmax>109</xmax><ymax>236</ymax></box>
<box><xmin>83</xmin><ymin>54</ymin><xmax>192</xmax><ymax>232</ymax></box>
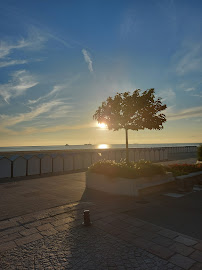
<box><xmin>97</xmin><ymin>123</ymin><xmax>107</xmax><ymax>129</ymax></box>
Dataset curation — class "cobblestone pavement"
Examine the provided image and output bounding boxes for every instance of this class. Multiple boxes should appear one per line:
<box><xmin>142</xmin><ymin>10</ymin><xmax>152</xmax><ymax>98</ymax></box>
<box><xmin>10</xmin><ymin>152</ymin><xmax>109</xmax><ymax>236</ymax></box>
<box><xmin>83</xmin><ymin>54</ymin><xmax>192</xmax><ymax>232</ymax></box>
<box><xmin>0</xmin><ymin>200</ymin><xmax>202</xmax><ymax>270</ymax></box>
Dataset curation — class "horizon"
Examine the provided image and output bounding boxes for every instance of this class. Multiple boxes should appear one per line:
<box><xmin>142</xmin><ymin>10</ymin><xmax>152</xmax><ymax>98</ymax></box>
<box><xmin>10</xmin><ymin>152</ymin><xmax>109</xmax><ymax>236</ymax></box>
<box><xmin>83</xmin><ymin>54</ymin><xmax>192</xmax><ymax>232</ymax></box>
<box><xmin>0</xmin><ymin>0</ymin><xmax>202</xmax><ymax>146</ymax></box>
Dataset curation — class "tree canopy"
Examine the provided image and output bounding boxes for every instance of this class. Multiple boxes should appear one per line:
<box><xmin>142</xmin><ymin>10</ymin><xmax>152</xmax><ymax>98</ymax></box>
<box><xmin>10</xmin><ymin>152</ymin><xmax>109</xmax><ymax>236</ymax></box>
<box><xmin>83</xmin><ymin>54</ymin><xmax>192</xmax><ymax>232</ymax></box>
<box><xmin>93</xmin><ymin>88</ymin><xmax>167</xmax><ymax>162</ymax></box>
<box><xmin>94</xmin><ymin>88</ymin><xmax>167</xmax><ymax>131</ymax></box>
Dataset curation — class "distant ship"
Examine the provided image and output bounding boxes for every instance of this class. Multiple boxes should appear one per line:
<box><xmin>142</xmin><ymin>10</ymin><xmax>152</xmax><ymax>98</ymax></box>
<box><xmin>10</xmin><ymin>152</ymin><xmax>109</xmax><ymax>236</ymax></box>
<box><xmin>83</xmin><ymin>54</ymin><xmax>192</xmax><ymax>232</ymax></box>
<box><xmin>65</xmin><ymin>144</ymin><xmax>69</xmax><ymax>146</ymax></box>
<box><xmin>84</xmin><ymin>143</ymin><xmax>92</xmax><ymax>145</ymax></box>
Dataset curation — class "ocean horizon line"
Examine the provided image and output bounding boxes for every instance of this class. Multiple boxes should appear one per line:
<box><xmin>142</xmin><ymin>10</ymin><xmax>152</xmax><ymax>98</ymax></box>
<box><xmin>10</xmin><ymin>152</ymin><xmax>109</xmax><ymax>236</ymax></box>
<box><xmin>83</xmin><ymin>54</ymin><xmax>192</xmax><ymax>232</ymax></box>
<box><xmin>0</xmin><ymin>143</ymin><xmax>200</xmax><ymax>153</ymax></box>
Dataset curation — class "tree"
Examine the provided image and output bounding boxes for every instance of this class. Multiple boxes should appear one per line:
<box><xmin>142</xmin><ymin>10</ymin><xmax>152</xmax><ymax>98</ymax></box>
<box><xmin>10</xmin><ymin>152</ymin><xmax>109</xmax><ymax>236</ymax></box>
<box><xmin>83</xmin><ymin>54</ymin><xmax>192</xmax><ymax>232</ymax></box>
<box><xmin>93</xmin><ymin>88</ymin><xmax>167</xmax><ymax>163</ymax></box>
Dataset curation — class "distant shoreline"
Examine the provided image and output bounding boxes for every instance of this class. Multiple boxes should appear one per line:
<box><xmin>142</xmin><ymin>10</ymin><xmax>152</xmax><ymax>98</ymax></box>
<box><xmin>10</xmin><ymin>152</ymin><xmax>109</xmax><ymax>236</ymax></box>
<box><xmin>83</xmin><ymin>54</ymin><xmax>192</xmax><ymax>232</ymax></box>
<box><xmin>0</xmin><ymin>143</ymin><xmax>199</xmax><ymax>158</ymax></box>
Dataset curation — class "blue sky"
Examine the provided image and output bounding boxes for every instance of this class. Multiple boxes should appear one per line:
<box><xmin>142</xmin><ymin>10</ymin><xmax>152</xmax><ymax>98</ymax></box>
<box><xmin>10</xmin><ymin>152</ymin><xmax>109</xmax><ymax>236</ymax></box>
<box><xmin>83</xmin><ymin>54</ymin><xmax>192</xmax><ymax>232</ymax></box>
<box><xmin>0</xmin><ymin>0</ymin><xmax>201</xmax><ymax>146</ymax></box>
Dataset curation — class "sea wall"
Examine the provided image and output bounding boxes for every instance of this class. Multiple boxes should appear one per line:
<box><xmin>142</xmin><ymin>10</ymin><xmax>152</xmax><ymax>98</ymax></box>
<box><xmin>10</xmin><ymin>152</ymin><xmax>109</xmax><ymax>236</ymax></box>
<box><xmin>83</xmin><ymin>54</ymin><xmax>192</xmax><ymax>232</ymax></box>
<box><xmin>0</xmin><ymin>146</ymin><xmax>197</xmax><ymax>179</ymax></box>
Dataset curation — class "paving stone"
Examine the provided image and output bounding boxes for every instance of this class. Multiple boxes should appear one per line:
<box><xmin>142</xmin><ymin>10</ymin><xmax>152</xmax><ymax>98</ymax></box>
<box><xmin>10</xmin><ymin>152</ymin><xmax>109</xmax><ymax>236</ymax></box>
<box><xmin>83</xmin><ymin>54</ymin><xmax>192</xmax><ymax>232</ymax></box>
<box><xmin>169</xmin><ymin>242</ymin><xmax>194</xmax><ymax>256</ymax></box>
<box><xmin>158</xmin><ymin>229</ymin><xmax>180</xmax><ymax>239</ymax></box>
<box><xmin>1</xmin><ymin>232</ymin><xmax>21</xmax><ymax>243</ymax></box>
<box><xmin>20</xmin><ymin>227</ymin><xmax>38</xmax><ymax>236</ymax></box>
<box><xmin>132</xmin><ymin>237</ymin><xmax>153</xmax><ymax>250</ymax></box>
<box><xmin>194</xmin><ymin>242</ymin><xmax>202</xmax><ymax>252</ymax></box>
<box><xmin>126</xmin><ymin>218</ymin><xmax>146</xmax><ymax>227</ymax></box>
<box><xmin>40</xmin><ymin>228</ymin><xmax>58</xmax><ymax>236</ymax></box>
<box><xmin>55</xmin><ymin>223</ymin><xmax>72</xmax><ymax>232</ymax></box>
<box><xmin>51</xmin><ymin>217</ymin><xmax>74</xmax><ymax>227</ymax></box>
<box><xmin>152</xmin><ymin>235</ymin><xmax>173</xmax><ymax>247</ymax></box>
<box><xmin>190</xmin><ymin>262</ymin><xmax>202</xmax><ymax>270</ymax></box>
<box><xmin>0</xmin><ymin>220</ymin><xmax>18</xmax><ymax>230</ymax></box>
<box><xmin>0</xmin><ymin>226</ymin><xmax>23</xmax><ymax>237</ymax></box>
<box><xmin>148</xmin><ymin>243</ymin><xmax>175</xmax><ymax>259</ymax></box>
<box><xmin>141</xmin><ymin>223</ymin><xmax>162</xmax><ymax>232</ymax></box>
<box><xmin>15</xmin><ymin>233</ymin><xmax>43</xmax><ymax>246</ymax></box>
<box><xmin>175</xmin><ymin>236</ymin><xmax>198</xmax><ymax>246</ymax></box>
<box><xmin>190</xmin><ymin>250</ymin><xmax>202</xmax><ymax>263</ymax></box>
<box><xmin>132</xmin><ymin>228</ymin><xmax>156</xmax><ymax>240</ymax></box>
<box><xmin>37</xmin><ymin>223</ymin><xmax>54</xmax><ymax>232</ymax></box>
<box><xmin>169</xmin><ymin>254</ymin><xmax>195</xmax><ymax>269</ymax></box>
<box><xmin>0</xmin><ymin>241</ymin><xmax>17</xmax><ymax>252</ymax></box>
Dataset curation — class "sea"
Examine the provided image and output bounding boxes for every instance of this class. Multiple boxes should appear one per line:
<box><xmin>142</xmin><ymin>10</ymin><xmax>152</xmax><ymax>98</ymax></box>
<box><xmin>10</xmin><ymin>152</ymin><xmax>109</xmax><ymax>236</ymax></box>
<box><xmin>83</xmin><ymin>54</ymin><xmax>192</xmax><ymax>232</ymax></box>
<box><xmin>0</xmin><ymin>143</ymin><xmax>200</xmax><ymax>153</ymax></box>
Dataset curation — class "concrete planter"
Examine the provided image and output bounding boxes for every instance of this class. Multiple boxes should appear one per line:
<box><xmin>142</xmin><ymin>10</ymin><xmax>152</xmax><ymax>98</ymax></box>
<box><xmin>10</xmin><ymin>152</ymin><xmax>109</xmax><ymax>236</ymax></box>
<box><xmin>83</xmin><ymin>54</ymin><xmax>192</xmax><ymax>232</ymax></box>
<box><xmin>175</xmin><ymin>171</ymin><xmax>202</xmax><ymax>192</ymax></box>
<box><xmin>86</xmin><ymin>171</ymin><xmax>174</xmax><ymax>197</ymax></box>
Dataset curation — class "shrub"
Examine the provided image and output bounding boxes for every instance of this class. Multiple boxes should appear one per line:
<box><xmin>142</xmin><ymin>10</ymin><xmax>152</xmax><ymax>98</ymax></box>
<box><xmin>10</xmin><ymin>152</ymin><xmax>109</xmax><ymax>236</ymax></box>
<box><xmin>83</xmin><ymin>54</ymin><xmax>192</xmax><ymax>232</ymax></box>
<box><xmin>88</xmin><ymin>159</ymin><xmax>166</xmax><ymax>179</ymax></box>
<box><xmin>165</xmin><ymin>163</ymin><xmax>202</xmax><ymax>176</ymax></box>
<box><xmin>197</xmin><ymin>145</ymin><xmax>202</xmax><ymax>161</ymax></box>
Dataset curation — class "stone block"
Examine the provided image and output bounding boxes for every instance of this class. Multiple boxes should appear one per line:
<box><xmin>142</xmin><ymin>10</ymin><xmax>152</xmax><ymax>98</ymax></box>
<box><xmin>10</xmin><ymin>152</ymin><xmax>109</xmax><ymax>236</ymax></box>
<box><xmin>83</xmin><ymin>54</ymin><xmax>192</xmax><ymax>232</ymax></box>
<box><xmin>194</xmin><ymin>242</ymin><xmax>202</xmax><ymax>252</ymax></box>
<box><xmin>148</xmin><ymin>243</ymin><xmax>174</xmax><ymax>259</ymax></box>
<box><xmin>152</xmin><ymin>235</ymin><xmax>173</xmax><ymax>247</ymax></box>
<box><xmin>190</xmin><ymin>250</ymin><xmax>202</xmax><ymax>263</ymax></box>
<box><xmin>175</xmin><ymin>236</ymin><xmax>198</xmax><ymax>246</ymax></box>
<box><xmin>169</xmin><ymin>242</ymin><xmax>194</xmax><ymax>256</ymax></box>
<box><xmin>15</xmin><ymin>233</ymin><xmax>42</xmax><ymax>246</ymax></box>
<box><xmin>169</xmin><ymin>254</ymin><xmax>195</xmax><ymax>269</ymax></box>
<box><xmin>158</xmin><ymin>229</ymin><xmax>179</xmax><ymax>239</ymax></box>
<box><xmin>0</xmin><ymin>241</ymin><xmax>17</xmax><ymax>252</ymax></box>
<box><xmin>190</xmin><ymin>263</ymin><xmax>202</xmax><ymax>270</ymax></box>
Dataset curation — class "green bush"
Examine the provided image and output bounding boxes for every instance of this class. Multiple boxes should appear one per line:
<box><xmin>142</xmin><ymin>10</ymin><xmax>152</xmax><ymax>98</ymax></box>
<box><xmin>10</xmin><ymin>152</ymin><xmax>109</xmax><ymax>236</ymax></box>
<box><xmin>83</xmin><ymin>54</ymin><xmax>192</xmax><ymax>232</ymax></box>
<box><xmin>88</xmin><ymin>159</ymin><xmax>166</xmax><ymax>179</ymax></box>
<box><xmin>197</xmin><ymin>145</ymin><xmax>202</xmax><ymax>161</ymax></box>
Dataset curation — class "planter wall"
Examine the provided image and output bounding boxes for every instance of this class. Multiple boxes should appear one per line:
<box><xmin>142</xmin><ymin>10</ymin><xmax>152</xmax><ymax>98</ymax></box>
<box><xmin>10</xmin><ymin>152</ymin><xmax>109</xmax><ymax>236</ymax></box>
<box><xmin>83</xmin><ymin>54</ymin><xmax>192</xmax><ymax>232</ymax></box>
<box><xmin>175</xmin><ymin>171</ymin><xmax>202</xmax><ymax>192</ymax></box>
<box><xmin>86</xmin><ymin>172</ymin><xmax>174</xmax><ymax>196</ymax></box>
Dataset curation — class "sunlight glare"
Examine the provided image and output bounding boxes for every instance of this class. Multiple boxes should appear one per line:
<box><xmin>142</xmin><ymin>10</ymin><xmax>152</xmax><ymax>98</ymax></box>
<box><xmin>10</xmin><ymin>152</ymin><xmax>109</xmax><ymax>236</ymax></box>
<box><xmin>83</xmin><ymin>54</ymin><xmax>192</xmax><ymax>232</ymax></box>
<box><xmin>97</xmin><ymin>123</ymin><xmax>107</xmax><ymax>129</ymax></box>
<box><xmin>98</xmin><ymin>144</ymin><xmax>109</xmax><ymax>149</ymax></box>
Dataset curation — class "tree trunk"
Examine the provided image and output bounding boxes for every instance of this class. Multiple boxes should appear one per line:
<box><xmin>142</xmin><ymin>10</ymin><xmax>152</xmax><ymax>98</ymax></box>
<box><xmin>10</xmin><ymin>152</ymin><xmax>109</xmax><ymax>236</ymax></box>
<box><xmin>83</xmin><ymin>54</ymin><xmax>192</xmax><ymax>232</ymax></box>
<box><xmin>125</xmin><ymin>128</ymin><xmax>129</xmax><ymax>163</ymax></box>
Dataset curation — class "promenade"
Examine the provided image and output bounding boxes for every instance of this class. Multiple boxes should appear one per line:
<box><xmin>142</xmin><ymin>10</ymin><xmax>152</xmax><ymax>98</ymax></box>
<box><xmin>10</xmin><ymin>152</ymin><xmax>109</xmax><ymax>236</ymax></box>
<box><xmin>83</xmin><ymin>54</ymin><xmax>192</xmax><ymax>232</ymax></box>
<box><xmin>0</xmin><ymin>158</ymin><xmax>202</xmax><ymax>269</ymax></box>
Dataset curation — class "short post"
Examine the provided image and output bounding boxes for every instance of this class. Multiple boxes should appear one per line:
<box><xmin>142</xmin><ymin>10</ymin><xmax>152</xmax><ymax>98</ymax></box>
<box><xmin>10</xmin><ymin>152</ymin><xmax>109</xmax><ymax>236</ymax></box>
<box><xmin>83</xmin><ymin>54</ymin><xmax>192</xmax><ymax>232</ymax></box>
<box><xmin>82</xmin><ymin>210</ymin><xmax>92</xmax><ymax>226</ymax></box>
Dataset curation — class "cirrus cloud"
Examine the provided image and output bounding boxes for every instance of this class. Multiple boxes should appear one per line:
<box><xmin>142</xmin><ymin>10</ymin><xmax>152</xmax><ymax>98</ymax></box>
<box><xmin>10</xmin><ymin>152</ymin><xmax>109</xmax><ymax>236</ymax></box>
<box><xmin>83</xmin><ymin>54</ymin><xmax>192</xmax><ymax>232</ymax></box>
<box><xmin>82</xmin><ymin>49</ymin><xmax>93</xmax><ymax>73</ymax></box>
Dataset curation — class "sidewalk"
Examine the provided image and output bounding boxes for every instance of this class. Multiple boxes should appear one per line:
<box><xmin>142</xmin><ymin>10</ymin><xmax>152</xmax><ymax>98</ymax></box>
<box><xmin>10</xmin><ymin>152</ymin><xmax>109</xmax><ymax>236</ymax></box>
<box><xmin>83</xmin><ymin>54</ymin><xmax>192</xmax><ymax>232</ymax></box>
<box><xmin>0</xmin><ymin>157</ymin><xmax>201</xmax><ymax>269</ymax></box>
<box><xmin>0</xmin><ymin>192</ymin><xmax>202</xmax><ymax>269</ymax></box>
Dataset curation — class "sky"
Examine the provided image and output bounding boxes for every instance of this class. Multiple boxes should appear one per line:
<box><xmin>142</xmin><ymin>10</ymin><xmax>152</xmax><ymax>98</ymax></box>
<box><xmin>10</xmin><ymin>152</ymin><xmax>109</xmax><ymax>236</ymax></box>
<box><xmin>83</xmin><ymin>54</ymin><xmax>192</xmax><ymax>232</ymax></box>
<box><xmin>0</xmin><ymin>0</ymin><xmax>201</xmax><ymax>146</ymax></box>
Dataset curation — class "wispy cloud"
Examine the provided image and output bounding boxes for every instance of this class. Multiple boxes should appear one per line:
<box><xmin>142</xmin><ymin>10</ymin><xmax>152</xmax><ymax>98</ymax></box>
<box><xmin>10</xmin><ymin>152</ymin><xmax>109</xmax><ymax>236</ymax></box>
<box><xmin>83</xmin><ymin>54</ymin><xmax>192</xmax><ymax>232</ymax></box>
<box><xmin>184</xmin><ymin>87</ymin><xmax>195</xmax><ymax>92</ymax></box>
<box><xmin>167</xmin><ymin>106</ymin><xmax>202</xmax><ymax>120</ymax></box>
<box><xmin>28</xmin><ymin>84</ymin><xmax>63</xmax><ymax>105</ymax></box>
<box><xmin>0</xmin><ymin>28</ymin><xmax>47</xmax><ymax>59</ymax></box>
<box><xmin>0</xmin><ymin>70</ymin><xmax>38</xmax><ymax>103</ymax></box>
<box><xmin>0</xmin><ymin>100</ymin><xmax>64</xmax><ymax>128</ymax></box>
<box><xmin>158</xmin><ymin>88</ymin><xmax>176</xmax><ymax>103</ymax></box>
<box><xmin>28</xmin><ymin>75</ymin><xmax>80</xmax><ymax>105</ymax></box>
<box><xmin>176</xmin><ymin>43</ymin><xmax>202</xmax><ymax>75</ymax></box>
<box><xmin>0</xmin><ymin>59</ymin><xmax>28</xmax><ymax>68</ymax></box>
<box><xmin>191</xmin><ymin>92</ymin><xmax>202</xmax><ymax>98</ymax></box>
<box><xmin>82</xmin><ymin>49</ymin><xmax>93</xmax><ymax>73</ymax></box>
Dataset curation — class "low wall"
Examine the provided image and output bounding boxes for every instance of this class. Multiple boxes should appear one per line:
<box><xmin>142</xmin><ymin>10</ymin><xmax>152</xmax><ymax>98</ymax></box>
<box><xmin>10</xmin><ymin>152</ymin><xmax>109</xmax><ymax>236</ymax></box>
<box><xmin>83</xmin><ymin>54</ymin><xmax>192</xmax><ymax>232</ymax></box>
<box><xmin>86</xmin><ymin>172</ymin><xmax>174</xmax><ymax>196</ymax></box>
<box><xmin>0</xmin><ymin>146</ymin><xmax>197</xmax><ymax>179</ymax></box>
